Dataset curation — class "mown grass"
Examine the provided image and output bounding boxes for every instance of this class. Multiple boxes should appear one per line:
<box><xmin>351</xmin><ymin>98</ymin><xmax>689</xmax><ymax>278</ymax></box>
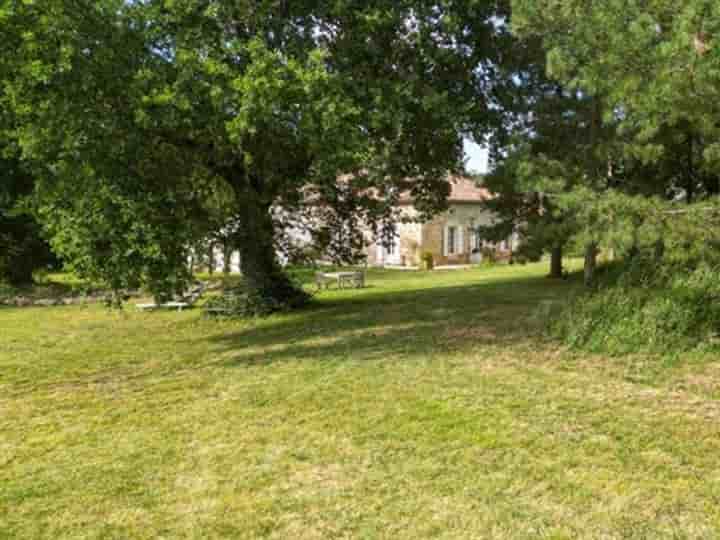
<box><xmin>3</xmin><ymin>262</ymin><xmax>720</xmax><ymax>539</ymax></box>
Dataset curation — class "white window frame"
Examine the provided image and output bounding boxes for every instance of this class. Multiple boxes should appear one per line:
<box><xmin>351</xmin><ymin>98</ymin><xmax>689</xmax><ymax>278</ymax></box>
<box><xmin>447</xmin><ymin>226</ymin><xmax>457</xmax><ymax>255</ymax></box>
<box><xmin>387</xmin><ymin>236</ymin><xmax>397</xmax><ymax>255</ymax></box>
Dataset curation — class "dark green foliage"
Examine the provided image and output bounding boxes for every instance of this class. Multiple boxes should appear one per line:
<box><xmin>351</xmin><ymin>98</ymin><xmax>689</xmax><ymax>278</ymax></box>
<box><xmin>0</xmin><ymin>155</ymin><xmax>56</xmax><ymax>286</ymax></box>
<box><xmin>0</xmin><ymin>215</ymin><xmax>55</xmax><ymax>286</ymax></box>
<box><xmin>36</xmin><ymin>177</ymin><xmax>200</xmax><ymax>304</ymax></box>
<box><xmin>512</xmin><ymin>0</ymin><xmax>720</xmax><ymax>184</ymax></box>
<box><xmin>479</xmin><ymin>29</ymin><xmax>608</xmax><ymax>281</ymax></box>
<box><xmin>506</xmin><ymin>1</ymin><xmax>720</xmax><ymax>289</ymax></box>
<box><xmin>512</xmin><ymin>242</ymin><xmax>543</xmax><ymax>265</ymax></box>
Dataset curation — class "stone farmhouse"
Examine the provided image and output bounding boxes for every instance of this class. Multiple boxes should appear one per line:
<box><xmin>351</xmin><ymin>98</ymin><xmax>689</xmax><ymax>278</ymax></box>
<box><xmin>365</xmin><ymin>176</ymin><xmax>519</xmax><ymax>267</ymax></box>
<box><xmin>207</xmin><ymin>176</ymin><xmax>517</xmax><ymax>272</ymax></box>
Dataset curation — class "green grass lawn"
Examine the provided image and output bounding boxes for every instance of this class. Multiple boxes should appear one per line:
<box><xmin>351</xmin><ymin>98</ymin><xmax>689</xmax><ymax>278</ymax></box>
<box><xmin>3</xmin><ymin>262</ymin><xmax>720</xmax><ymax>539</ymax></box>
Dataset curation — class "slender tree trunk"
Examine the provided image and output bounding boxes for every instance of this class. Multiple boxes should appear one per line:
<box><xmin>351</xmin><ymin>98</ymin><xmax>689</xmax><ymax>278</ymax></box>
<box><xmin>208</xmin><ymin>243</ymin><xmax>215</xmax><ymax>275</ymax></box>
<box><xmin>549</xmin><ymin>245</ymin><xmax>563</xmax><ymax>279</ymax></box>
<box><xmin>686</xmin><ymin>133</ymin><xmax>695</xmax><ymax>204</ymax></box>
<box><xmin>654</xmin><ymin>237</ymin><xmax>665</xmax><ymax>261</ymax></box>
<box><xmin>628</xmin><ymin>244</ymin><xmax>640</xmax><ymax>260</ymax></box>
<box><xmin>703</xmin><ymin>173</ymin><xmax>720</xmax><ymax>196</ymax></box>
<box><xmin>223</xmin><ymin>239</ymin><xmax>232</xmax><ymax>275</ymax></box>
<box><xmin>235</xmin><ymin>198</ymin><xmax>308</xmax><ymax>309</ymax></box>
<box><xmin>584</xmin><ymin>242</ymin><xmax>598</xmax><ymax>287</ymax></box>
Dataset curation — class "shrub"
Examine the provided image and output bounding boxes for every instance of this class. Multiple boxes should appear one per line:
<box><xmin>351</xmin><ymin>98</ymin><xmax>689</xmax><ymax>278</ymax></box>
<box><xmin>553</xmin><ymin>257</ymin><xmax>720</xmax><ymax>355</ymax></box>
<box><xmin>479</xmin><ymin>247</ymin><xmax>498</xmax><ymax>266</ymax></box>
<box><xmin>205</xmin><ymin>278</ymin><xmax>311</xmax><ymax>318</ymax></box>
<box><xmin>0</xmin><ymin>220</ymin><xmax>57</xmax><ymax>286</ymax></box>
<box><xmin>421</xmin><ymin>252</ymin><xmax>434</xmax><ymax>271</ymax></box>
<box><xmin>513</xmin><ymin>243</ymin><xmax>543</xmax><ymax>265</ymax></box>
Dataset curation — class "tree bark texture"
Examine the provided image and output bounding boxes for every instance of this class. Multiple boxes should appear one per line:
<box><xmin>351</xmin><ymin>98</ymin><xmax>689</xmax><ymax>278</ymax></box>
<box><xmin>584</xmin><ymin>242</ymin><xmax>598</xmax><ymax>287</ymax></box>
<box><xmin>235</xmin><ymin>197</ymin><xmax>308</xmax><ymax>309</ymax></box>
<box><xmin>549</xmin><ymin>245</ymin><xmax>563</xmax><ymax>279</ymax></box>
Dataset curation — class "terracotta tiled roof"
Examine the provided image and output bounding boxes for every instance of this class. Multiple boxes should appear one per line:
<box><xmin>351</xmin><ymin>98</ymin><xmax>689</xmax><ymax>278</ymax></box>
<box><xmin>397</xmin><ymin>175</ymin><xmax>492</xmax><ymax>204</ymax></box>
<box><xmin>315</xmin><ymin>173</ymin><xmax>491</xmax><ymax>205</ymax></box>
<box><xmin>446</xmin><ymin>175</ymin><xmax>492</xmax><ymax>203</ymax></box>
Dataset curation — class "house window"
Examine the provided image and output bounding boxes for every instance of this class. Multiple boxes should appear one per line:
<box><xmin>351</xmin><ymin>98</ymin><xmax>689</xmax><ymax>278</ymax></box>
<box><xmin>447</xmin><ymin>226</ymin><xmax>457</xmax><ymax>255</ymax></box>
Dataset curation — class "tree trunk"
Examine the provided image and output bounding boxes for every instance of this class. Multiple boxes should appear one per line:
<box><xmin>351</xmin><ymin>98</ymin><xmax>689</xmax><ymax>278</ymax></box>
<box><xmin>235</xmin><ymin>199</ymin><xmax>308</xmax><ymax>311</ymax></box>
<box><xmin>702</xmin><ymin>173</ymin><xmax>720</xmax><ymax>196</ymax></box>
<box><xmin>208</xmin><ymin>243</ymin><xmax>215</xmax><ymax>275</ymax></box>
<box><xmin>654</xmin><ymin>238</ymin><xmax>665</xmax><ymax>261</ymax></box>
<box><xmin>686</xmin><ymin>133</ymin><xmax>695</xmax><ymax>204</ymax></box>
<box><xmin>549</xmin><ymin>245</ymin><xmax>563</xmax><ymax>279</ymax></box>
<box><xmin>584</xmin><ymin>242</ymin><xmax>598</xmax><ymax>287</ymax></box>
<box><xmin>223</xmin><ymin>239</ymin><xmax>232</xmax><ymax>275</ymax></box>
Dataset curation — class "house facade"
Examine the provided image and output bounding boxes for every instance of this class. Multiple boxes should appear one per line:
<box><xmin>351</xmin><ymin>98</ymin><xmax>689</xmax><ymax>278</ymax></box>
<box><xmin>203</xmin><ymin>177</ymin><xmax>516</xmax><ymax>272</ymax></box>
<box><xmin>365</xmin><ymin>177</ymin><xmax>518</xmax><ymax>267</ymax></box>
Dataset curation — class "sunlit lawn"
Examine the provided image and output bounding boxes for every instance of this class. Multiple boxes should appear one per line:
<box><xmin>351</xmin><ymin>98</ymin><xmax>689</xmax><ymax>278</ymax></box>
<box><xmin>3</xmin><ymin>262</ymin><xmax>720</xmax><ymax>539</ymax></box>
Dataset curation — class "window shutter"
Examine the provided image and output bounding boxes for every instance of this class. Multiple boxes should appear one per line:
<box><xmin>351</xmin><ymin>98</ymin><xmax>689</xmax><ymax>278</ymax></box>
<box><xmin>443</xmin><ymin>227</ymin><xmax>449</xmax><ymax>257</ymax></box>
<box><xmin>457</xmin><ymin>227</ymin><xmax>465</xmax><ymax>255</ymax></box>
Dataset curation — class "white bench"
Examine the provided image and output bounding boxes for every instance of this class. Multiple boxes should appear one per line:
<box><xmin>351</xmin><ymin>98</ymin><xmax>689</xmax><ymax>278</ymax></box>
<box><xmin>136</xmin><ymin>283</ymin><xmax>206</xmax><ymax>312</ymax></box>
<box><xmin>316</xmin><ymin>271</ymin><xmax>365</xmax><ymax>290</ymax></box>
<box><xmin>136</xmin><ymin>301</ymin><xmax>191</xmax><ymax>312</ymax></box>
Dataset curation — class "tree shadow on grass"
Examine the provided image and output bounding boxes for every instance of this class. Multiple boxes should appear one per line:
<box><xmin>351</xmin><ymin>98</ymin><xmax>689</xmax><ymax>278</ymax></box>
<box><xmin>204</xmin><ymin>273</ymin><xmax>574</xmax><ymax>368</ymax></box>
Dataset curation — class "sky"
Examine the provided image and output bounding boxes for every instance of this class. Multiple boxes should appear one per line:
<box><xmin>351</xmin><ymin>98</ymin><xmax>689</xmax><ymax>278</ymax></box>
<box><xmin>464</xmin><ymin>139</ymin><xmax>489</xmax><ymax>174</ymax></box>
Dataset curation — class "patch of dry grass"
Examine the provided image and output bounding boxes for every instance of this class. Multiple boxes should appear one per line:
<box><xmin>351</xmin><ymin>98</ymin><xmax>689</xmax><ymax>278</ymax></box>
<box><xmin>2</xmin><ymin>263</ymin><xmax>720</xmax><ymax>538</ymax></box>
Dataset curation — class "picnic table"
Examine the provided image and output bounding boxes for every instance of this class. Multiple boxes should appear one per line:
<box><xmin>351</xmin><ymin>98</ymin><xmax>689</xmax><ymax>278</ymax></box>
<box><xmin>316</xmin><ymin>271</ymin><xmax>366</xmax><ymax>290</ymax></box>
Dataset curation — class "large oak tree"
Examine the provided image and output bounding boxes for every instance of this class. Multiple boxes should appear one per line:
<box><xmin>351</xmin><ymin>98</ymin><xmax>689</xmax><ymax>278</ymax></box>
<box><xmin>2</xmin><ymin>0</ymin><xmax>509</xmax><ymax>309</ymax></box>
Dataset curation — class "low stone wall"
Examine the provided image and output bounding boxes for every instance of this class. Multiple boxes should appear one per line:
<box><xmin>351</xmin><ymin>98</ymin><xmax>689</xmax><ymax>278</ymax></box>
<box><xmin>0</xmin><ymin>292</ymin><xmax>142</xmax><ymax>308</ymax></box>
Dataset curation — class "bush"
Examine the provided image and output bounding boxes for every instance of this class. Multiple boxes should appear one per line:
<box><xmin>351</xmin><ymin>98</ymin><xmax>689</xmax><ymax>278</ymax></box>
<box><xmin>481</xmin><ymin>247</ymin><xmax>497</xmax><ymax>264</ymax></box>
<box><xmin>421</xmin><ymin>252</ymin><xmax>434</xmax><ymax>271</ymax></box>
<box><xmin>476</xmin><ymin>247</ymin><xmax>502</xmax><ymax>267</ymax></box>
<box><xmin>0</xmin><ymin>219</ymin><xmax>57</xmax><ymax>286</ymax></box>
<box><xmin>513</xmin><ymin>243</ymin><xmax>543</xmax><ymax>265</ymax></box>
<box><xmin>205</xmin><ymin>279</ymin><xmax>311</xmax><ymax>318</ymax></box>
<box><xmin>553</xmin><ymin>257</ymin><xmax>720</xmax><ymax>355</ymax></box>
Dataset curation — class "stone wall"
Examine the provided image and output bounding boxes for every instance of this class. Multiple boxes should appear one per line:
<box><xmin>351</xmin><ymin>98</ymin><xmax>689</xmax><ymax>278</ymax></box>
<box><xmin>398</xmin><ymin>221</ymin><xmax>422</xmax><ymax>266</ymax></box>
<box><xmin>420</xmin><ymin>204</ymin><xmax>498</xmax><ymax>266</ymax></box>
<box><xmin>364</xmin><ymin>203</ymin><xmax>511</xmax><ymax>268</ymax></box>
<box><xmin>421</xmin><ymin>217</ymin><xmax>449</xmax><ymax>265</ymax></box>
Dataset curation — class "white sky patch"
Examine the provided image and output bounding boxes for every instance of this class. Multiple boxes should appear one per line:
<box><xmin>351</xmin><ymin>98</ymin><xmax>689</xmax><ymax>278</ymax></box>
<box><xmin>464</xmin><ymin>140</ymin><xmax>489</xmax><ymax>174</ymax></box>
